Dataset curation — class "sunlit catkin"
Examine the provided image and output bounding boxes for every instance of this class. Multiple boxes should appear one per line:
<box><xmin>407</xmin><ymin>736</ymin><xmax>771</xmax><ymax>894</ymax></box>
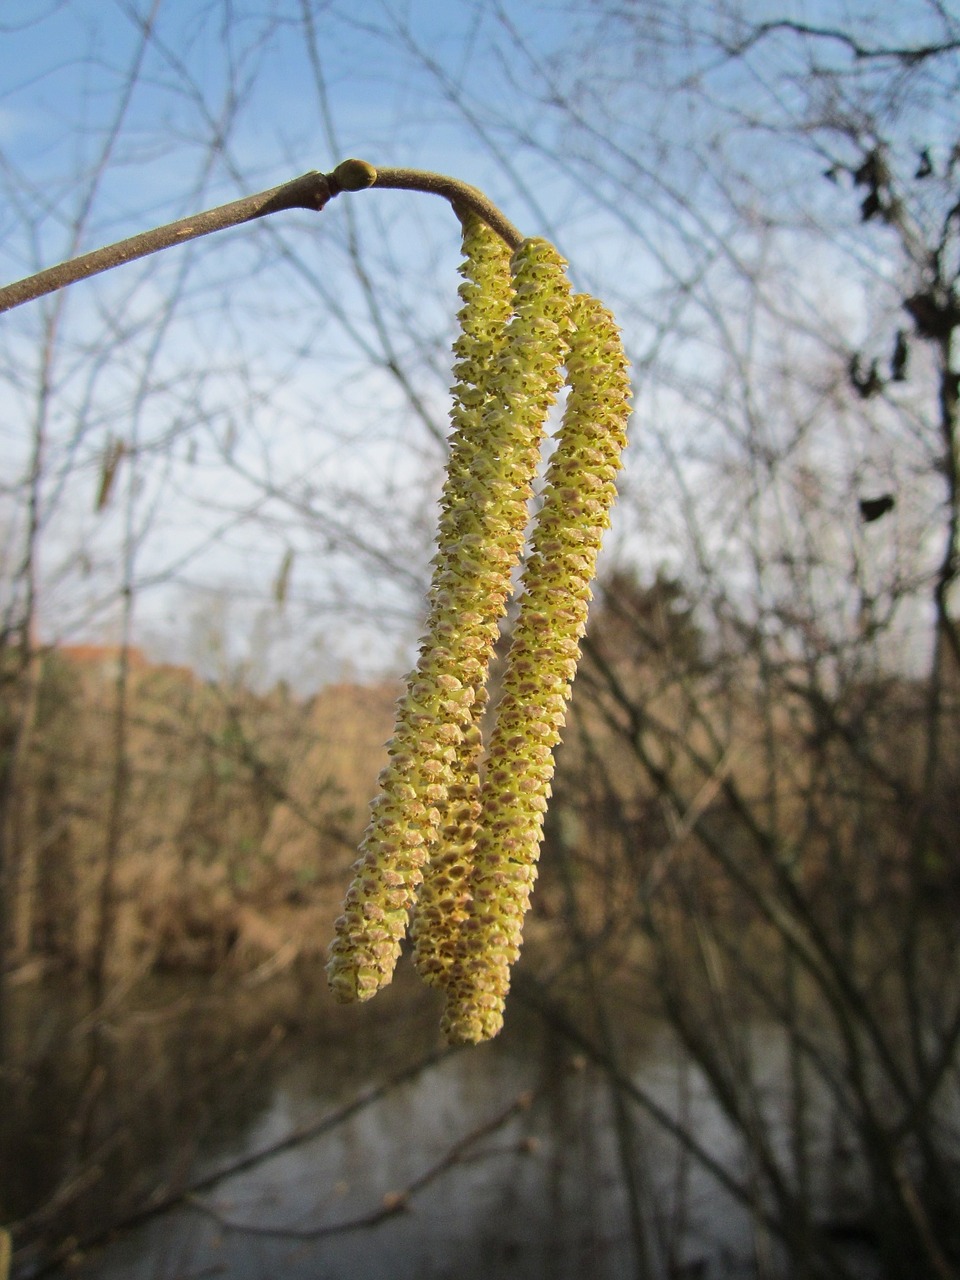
<box><xmin>411</xmin><ymin>214</ymin><xmax>531</xmax><ymax>987</ymax></box>
<box><xmin>326</xmin><ymin>230</ymin><xmax>573</xmax><ymax>1003</ymax></box>
<box><xmin>441</xmin><ymin>293</ymin><xmax>631</xmax><ymax>1044</ymax></box>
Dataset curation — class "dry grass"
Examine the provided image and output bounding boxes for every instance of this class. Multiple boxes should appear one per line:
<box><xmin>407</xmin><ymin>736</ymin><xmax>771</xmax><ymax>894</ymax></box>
<box><xmin>3</xmin><ymin>646</ymin><xmax>400</xmax><ymax>978</ymax></box>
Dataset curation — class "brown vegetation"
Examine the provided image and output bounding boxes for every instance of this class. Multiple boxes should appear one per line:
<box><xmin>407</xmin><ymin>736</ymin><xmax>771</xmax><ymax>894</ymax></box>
<box><xmin>1</xmin><ymin>644</ymin><xmax>400</xmax><ymax>981</ymax></box>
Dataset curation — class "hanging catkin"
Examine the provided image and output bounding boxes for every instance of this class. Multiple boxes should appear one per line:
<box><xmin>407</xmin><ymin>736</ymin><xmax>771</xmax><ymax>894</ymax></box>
<box><xmin>326</xmin><ymin>229</ymin><xmax>573</xmax><ymax>1003</ymax></box>
<box><xmin>440</xmin><ymin>293</ymin><xmax>631</xmax><ymax>1044</ymax></box>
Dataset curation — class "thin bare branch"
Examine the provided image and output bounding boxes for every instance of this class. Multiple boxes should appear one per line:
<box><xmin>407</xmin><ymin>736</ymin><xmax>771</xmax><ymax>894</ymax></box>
<box><xmin>0</xmin><ymin>172</ymin><xmax>333</xmax><ymax>314</ymax></box>
<box><xmin>369</xmin><ymin>166</ymin><xmax>524</xmax><ymax>248</ymax></box>
<box><xmin>0</xmin><ymin>162</ymin><xmax>526</xmax><ymax>317</ymax></box>
<box><xmin>186</xmin><ymin>1088</ymin><xmax>536</xmax><ymax>1241</ymax></box>
<box><xmin>724</xmin><ymin>19</ymin><xmax>960</xmax><ymax>63</ymax></box>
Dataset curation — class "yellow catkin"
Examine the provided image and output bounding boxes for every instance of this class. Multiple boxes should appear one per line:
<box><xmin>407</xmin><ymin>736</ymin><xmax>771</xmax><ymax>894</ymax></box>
<box><xmin>326</xmin><ymin>230</ymin><xmax>573</xmax><ymax>1003</ymax></box>
<box><xmin>441</xmin><ymin>293</ymin><xmax>632</xmax><ymax>1044</ymax></box>
<box><xmin>408</xmin><ymin>214</ymin><xmax>517</xmax><ymax>985</ymax></box>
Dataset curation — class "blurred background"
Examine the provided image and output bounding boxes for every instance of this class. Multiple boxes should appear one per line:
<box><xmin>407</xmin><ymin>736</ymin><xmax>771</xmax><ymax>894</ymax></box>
<box><xmin>1</xmin><ymin>2</ymin><xmax>958</xmax><ymax>1277</ymax></box>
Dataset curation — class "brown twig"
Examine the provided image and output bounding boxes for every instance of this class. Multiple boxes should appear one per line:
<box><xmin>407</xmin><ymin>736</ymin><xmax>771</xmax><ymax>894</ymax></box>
<box><xmin>185</xmin><ymin>1089</ymin><xmax>536</xmax><ymax>1240</ymax></box>
<box><xmin>13</xmin><ymin>1046</ymin><xmax>457</xmax><ymax>1277</ymax></box>
<box><xmin>370</xmin><ymin>166</ymin><xmax>524</xmax><ymax>248</ymax></box>
<box><xmin>0</xmin><ymin>160</ymin><xmax>526</xmax><ymax>316</ymax></box>
<box><xmin>0</xmin><ymin>172</ymin><xmax>333</xmax><ymax>315</ymax></box>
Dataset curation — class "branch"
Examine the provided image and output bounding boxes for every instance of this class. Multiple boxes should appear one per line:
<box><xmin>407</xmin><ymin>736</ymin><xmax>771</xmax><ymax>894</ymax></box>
<box><xmin>13</xmin><ymin>1046</ymin><xmax>457</xmax><ymax>1277</ymax></box>
<box><xmin>0</xmin><ymin>160</ymin><xmax>525</xmax><ymax>316</ymax></box>
<box><xmin>0</xmin><ymin>171</ymin><xmax>332</xmax><ymax>315</ymax></box>
<box><xmin>185</xmin><ymin>1088</ymin><xmax>536</xmax><ymax>1240</ymax></box>
<box><xmin>370</xmin><ymin>165</ymin><xmax>524</xmax><ymax>248</ymax></box>
<box><xmin>726</xmin><ymin>19</ymin><xmax>960</xmax><ymax>63</ymax></box>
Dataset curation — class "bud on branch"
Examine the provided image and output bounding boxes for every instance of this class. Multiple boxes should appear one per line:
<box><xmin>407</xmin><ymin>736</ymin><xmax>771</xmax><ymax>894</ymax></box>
<box><xmin>0</xmin><ymin>159</ymin><xmax>523</xmax><ymax>314</ymax></box>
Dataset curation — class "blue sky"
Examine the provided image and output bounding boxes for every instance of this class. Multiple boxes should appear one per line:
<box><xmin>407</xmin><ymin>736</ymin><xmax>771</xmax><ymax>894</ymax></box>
<box><xmin>0</xmin><ymin>2</ymin><xmax>616</xmax><ymax>683</ymax></box>
<box><xmin>1</xmin><ymin>0</ymin><xmax>955</xmax><ymax>684</ymax></box>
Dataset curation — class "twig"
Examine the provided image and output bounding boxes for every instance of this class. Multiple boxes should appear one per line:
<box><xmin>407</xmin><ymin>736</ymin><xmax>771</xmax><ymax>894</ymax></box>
<box><xmin>185</xmin><ymin>1089</ymin><xmax>536</xmax><ymax>1240</ymax></box>
<box><xmin>0</xmin><ymin>160</ymin><xmax>525</xmax><ymax>316</ymax></box>
<box><xmin>13</xmin><ymin>1046</ymin><xmax>458</xmax><ymax>1277</ymax></box>
<box><xmin>371</xmin><ymin>166</ymin><xmax>524</xmax><ymax>248</ymax></box>
<box><xmin>724</xmin><ymin>19</ymin><xmax>960</xmax><ymax>63</ymax></box>
<box><xmin>514</xmin><ymin>977</ymin><xmax>863</xmax><ymax>1280</ymax></box>
<box><xmin>0</xmin><ymin>172</ymin><xmax>332</xmax><ymax>315</ymax></box>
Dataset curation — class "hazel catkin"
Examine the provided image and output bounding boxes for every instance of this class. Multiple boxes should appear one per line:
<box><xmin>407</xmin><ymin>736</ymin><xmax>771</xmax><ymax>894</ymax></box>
<box><xmin>440</xmin><ymin>293</ymin><xmax>632</xmax><ymax>1044</ymax></box>
<box><xmin>326</xmin><ymin>226</ymin><xmax>573</xmax><ymax>1003</ymax></box>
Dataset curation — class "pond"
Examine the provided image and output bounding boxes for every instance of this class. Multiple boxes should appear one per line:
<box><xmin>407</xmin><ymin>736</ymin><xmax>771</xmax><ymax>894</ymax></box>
<box><xmin>1</xmin><ymin>962</ymin><xmax>877</xmax><ymax>1280</ymax></box>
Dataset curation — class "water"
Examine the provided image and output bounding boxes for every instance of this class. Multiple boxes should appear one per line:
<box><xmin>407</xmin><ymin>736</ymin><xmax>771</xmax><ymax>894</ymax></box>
<box><xmin>1</xmin><ymin>964</ymin><xmax>873</xmax><ymax>1280</ymax></box>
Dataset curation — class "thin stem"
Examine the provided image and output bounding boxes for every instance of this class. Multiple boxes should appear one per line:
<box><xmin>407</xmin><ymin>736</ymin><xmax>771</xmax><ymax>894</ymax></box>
<box><xmin>0</xmin><ymin>171</ymin><xmax>332</xmax><ymax>314</ymax></box>
<box><xmin>371</xmin><ymin>166</ymin><xmax>524</xmax><ymax>249</ymax></box>
<box><xmin>0</xmin><ymin>161</ymin><xmax>526</xmax><ymax>316</ymax></box>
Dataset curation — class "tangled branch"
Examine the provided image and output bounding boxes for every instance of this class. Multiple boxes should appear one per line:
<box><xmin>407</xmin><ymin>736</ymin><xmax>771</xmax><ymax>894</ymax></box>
<box><xmin>186</xmin><ymin>1088</ymin><xmax>536</xmax><ymax>1240</ymax></box>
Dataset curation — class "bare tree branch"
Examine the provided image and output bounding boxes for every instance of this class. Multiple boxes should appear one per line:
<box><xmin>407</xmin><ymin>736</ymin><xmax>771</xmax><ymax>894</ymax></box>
<box><xmin>0</xmin><ymin>163</ymin><xmax>525</xmax><ymax>317</ymax></box>
<box><xmin>0</xmin><ymin>172</ymin><xmax>333</xmax><ymax>314</ymax></box>
<box><xmin>185</xmin><ymin>1088</ymin><xmax>536</xmax><ymax>1241</ymax></box>
<box><xmin>724</xmin><ymin>19</ymin><xmax>960</xmax><ymax>64</ymax></box>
